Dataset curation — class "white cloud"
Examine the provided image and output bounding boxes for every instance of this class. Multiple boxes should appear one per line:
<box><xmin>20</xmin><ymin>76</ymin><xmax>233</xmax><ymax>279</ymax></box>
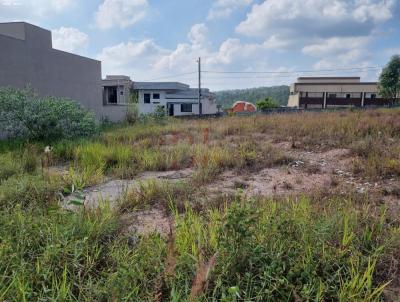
<box><xmin>95</xmin><ymin>0</ymin><xmax>148</xmax><ymax>29</ymax></box>
<box><xmin>302</xmin><ymin>36</ymin><xmax>375</xmax><ymax>79</ymax></box>
<box><xmin>236</xmin><ymin>0</ymin><xmax>395</xmax><ymax>41</ymax></box>
<box><xmin>52</xmin><ymin>27</ymin><xmax>89</xmax><ymax>53</ymax></box>
<box><xmin>0</xmin><ymin>0</ymin><xmax>19</xmax><ymax>6</ymax></box>
<box><xmin>97</xmin><ymin>23</ymin><xmax>287</xmax><ymax>89</ymax></box>
<box><xmin>208</xmin><ymin>0</ymin><xmax>252</xmax><ymax>20</ymax></box>
<box><xmin>29</xmin><ymin>0</ymin><xmax>74</xmax><ymax>15</ymax></box>
<box><xmin>97</xmin><ymin>39</ymin><xmax>170</xmax><ymax>79</ymax></box>
<box><xmin>188</xmin><ymin>23</ymin><xmax>208</xmax><ymax>48</ymax></box>
<box><xmin>263</xmin><ymin>35</ymin><xmax>292</xmax><ymax>50</ymax></box>
<box><xmin>302</xmin><ymin>36</ymin><xmax>370</xmax><ymax>57</ymax></box>
<box><xmin>0</xmin><ymin>0</ymin><xmax>74</xmax><ymax>19</ymax></box>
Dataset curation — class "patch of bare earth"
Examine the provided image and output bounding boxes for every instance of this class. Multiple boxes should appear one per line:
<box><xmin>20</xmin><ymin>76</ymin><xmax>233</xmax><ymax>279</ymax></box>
<box><xmin>201</xmin><ymin>147</ymin><xmax>353</xmax><ymax>200</ymax></box>
<box><xmin>119</xmin><ymin>206</ymin><xmax>171</xmax><ymax>238</ymax></box>
<box><xmin>63</xmin><ymin>168</ymin><xmax>193</xmax><ymax>208</ymax></box>
<box><xmin>61</xmin><ymin>169</ymin><xmax>193</xmax><ymax>236</ymax></box>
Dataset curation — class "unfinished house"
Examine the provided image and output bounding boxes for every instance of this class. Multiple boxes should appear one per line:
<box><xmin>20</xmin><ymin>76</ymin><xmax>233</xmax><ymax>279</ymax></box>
<box><xmin>102</xmin><ymin>75</ymin><xmax>134</xmax><ymax>122</ymax></box>
<box><xmin>287</xmin><ymin>77</ymin><xmax>392</xmax><ymax>109</ymax></box>
<box><xmin>0</xmin><ymin>22</ymin><xmax>103</xmax><ymax>118</ymax></box>
<box><xmin>102</xmin><ymin>77</ymin><xmax>218</xmax><ymax>122</ymax></box>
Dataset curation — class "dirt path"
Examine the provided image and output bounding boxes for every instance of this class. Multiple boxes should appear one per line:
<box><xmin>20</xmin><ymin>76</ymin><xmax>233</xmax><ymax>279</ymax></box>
<box><xmin>60</xmin><ymin>142</ymin><xmax>400</xmax><ymax>237</ymax></box>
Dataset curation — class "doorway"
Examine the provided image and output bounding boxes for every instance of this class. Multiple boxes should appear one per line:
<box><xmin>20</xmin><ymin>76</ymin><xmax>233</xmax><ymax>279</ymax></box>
<box><xmin>168</xmin><ymin>104</ymin><xmax>174</xmax><ymax>116</ymax></box>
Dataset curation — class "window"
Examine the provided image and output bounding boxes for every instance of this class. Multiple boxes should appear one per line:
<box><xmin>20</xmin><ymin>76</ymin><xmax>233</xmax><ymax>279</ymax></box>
<box><xmin>371</xmin><ymin>94</ymin><xmax>376</xmax><ymax>99</ymax></box>
<box><xmin>144</xmin><ymin>93</ymin><xmax>151</xmax><ymax>103</ymax></box>
<box><xmin>153</xmin><ymin>93</ymin><xmax>160</xmax><ymax>99</ymax></box>
<box><xmin>181</xmin><ymin>103</ymin><xmax>192</xmax><ymax>112</ymax></box>
<box><xmin>328</xmin><ymin>93</ymin><xmax>336</xmax><ymax>98</ymax></box>
<box><xmin>120</xmin><ymin>90</ymin><xmax>124</xmax><ymax>95</ymax></box>
<box><xmin>346</xmin><ymin>93</ymin><xmax>351</xmax><ymax>99</ymax></box>
<box><xmin>108</xmin><ymin>87</ymin><xmax>118</xmax><ymax>104</ymax></box>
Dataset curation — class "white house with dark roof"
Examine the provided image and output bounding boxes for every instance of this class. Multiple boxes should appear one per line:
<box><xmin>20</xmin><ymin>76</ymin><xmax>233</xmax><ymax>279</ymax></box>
<box><xmin>102</xmin><ymin>75</ymin><xmax>218</xmax><ymax>121</ymax></box>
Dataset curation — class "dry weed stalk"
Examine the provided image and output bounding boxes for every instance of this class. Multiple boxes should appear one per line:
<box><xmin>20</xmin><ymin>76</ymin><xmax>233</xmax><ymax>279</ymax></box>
<box><xmin>203</xmin><ymin>128</ymin><xmax>210</xmax><ymax>145</ymax></box>
<box><xmin>189</xmin><ymin>252</ymin><xmax>218</xmax><ymax>301</ymax></box>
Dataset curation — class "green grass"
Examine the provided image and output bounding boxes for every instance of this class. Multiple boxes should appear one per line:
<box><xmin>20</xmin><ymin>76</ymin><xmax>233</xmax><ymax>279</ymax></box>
<box><xmin>1</xmin><ymin>110</ymin><xmax>400</xmax><ymax>301</ymax></box>
<box><xmin>1</xmin><ymin>194</ymin><xmax>396</xmax><ymax>301</ymax></box>
<box><xmin>164</xmin><ymin>195</ymin><xmax>398</xmax><ymax>301</ymax></box>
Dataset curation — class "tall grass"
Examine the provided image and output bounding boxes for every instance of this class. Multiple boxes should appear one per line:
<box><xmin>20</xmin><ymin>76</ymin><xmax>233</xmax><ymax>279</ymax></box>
<box><xmin>1</xmin><ymin>109</ymin><xmax>400</xmax><ymax>300</ymax></box>
<box><xmin>166</xmin><ymin>195</ymin><xmax>397</xmax><ymax>301</ymax></box>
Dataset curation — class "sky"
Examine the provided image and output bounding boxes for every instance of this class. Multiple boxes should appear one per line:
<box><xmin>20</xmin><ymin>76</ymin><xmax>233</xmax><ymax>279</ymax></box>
<box><xmin>0</xmin><ymin>0</ymin><xmax>399</xmax><ymax>91</ymax></box>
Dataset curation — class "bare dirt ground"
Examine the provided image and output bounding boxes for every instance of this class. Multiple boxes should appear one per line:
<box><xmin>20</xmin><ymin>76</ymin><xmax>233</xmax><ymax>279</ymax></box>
<box><xmin>61</xmin><ymin>138</ymin><xmax>400</xmax><ymax>238</ymax></box>
<box><xmin>119</xmin><ymin>206</ymin><xmax>171</xmax><ymax>238</ymax></box>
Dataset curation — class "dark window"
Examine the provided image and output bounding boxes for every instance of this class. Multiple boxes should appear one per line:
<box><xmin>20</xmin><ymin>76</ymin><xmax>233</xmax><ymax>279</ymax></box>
<box><xmin>120</xmin><ymin>90</ymin><xmax>124</xmax><ymax>95</ymax></box>
<box><xmin>328</xmin><ymin>93</ymin><xmax>336</xmax><ymax>98</ymax></box>
<box><xmin>371</xmin><ymin>94</ymin><xmax>376</xmax><ymax>99</ymax></box>
<box><xmin>144</xmin><ymin>93</ymin><xmax>151</xmax><ymax>103</ymax></box>
<box><xmin>108</xmin><ymin>87</ymin><xmax>118</xmax><ymax>104</ymax></box>
<box><xmin>346</xmin><ymin>94</ymin><xmax>351</xmax><ymax>99</ymax></box>
<box><xmin>153</xmin><ymin>93</ymin><xmax>160</xmax><ymax>99</ymax></box>
<box><xmin>181</xmin><ymin>103</ymin><xmax>192</xmax><ymax>112</ymax></box>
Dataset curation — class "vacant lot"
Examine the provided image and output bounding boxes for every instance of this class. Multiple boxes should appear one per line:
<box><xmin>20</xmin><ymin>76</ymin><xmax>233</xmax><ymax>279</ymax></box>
<box><xmin>0</xmin><ymin>109</ymin><xmax>399</xmax><ymax>301</ymax></box>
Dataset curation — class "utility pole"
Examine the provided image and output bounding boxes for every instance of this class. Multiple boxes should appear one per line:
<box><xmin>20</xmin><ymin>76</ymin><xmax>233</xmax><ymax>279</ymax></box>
<box><xmin>198</xmin><ymin>57</ymin><xmax>202</xmax><ymax>117</ymax></box>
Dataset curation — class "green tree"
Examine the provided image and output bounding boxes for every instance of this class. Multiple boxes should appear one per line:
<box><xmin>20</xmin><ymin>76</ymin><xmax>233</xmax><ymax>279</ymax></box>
<box><xmin>214</xmin><ymin>85</ymin><xmax>290</xmax><ymax>108</ymax></box>
<box><xmin>256</xmin><ymin>97</ymin><xmax>278</xmax><ymax>110</ymax></box>
<box><xmin>379</xmin><ymin>55</ymin><xmax>400</xmax><ymax>105</ymax></box>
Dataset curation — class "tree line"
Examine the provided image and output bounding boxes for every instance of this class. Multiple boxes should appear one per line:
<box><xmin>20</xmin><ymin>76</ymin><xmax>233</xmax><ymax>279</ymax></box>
<box><xmin>214</xmin><ymin>85</ymin><xmax>289</xmax><ymax>109</ymax></box>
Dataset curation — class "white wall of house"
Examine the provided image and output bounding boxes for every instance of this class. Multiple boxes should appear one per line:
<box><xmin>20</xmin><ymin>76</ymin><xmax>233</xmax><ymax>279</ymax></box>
<box><xmin>137</xmin><ymin>90</ymin><xmax>217</xmax><ymax>116</ymax></box>
<box><xmin>288</xmin><ymin>94</ymin><xmax>300</xmax><ymax>107</ymax></box>
<box><xmin>201</xmin><ymin>98</ymin><xmax>218</xmax><ymax>114</ymax></box>
<box><xmin>102</xmin><ymin>78</ymin><xmax>218</xmax><ymax>121</ymax></box>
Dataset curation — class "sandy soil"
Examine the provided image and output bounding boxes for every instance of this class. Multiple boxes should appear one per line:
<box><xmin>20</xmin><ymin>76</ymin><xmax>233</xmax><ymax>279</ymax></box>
<box><xmin>120</xmin><ymin>206</ymin><xmax>172</xmax><ymax>238</ymax></box>
<box><xmin>60</xmin><ymin>141</ymin><xmax>399</xmax><ymax>237</ymax></box>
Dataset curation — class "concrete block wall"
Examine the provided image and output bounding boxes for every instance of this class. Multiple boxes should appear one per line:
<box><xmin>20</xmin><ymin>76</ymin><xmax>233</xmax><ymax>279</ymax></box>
<box><xmin>0</xmin><ymin>22</ymin><xmax>103</xmax><ymax>119</ymax></box>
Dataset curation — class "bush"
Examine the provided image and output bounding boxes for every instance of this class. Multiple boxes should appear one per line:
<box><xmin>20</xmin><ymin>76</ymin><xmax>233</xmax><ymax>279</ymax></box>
<box><xmin>0</xmin><ymin>87</ymin><xmax>97</xmax><ymax>141</ymax></box>
<box><xmin>256</xmin><ymin>97</ymin><xmax>279</xmax><ymax>110</ymax></box>
<box><xmin>139</xmin><ymin>105</ymin><xmax>167</xmax><ymax>124</ymax></box>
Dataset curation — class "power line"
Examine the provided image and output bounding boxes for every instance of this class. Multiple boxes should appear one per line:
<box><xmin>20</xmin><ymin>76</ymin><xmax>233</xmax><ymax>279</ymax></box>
<box><xmin>142</xmin><ymin>71</ymin><xmax>197</xmax><ymax>81</ymax></box>
<box><xmin>138</xmin><ymin>66</ymin><xmax>381</xmax><ymax>86</ymax></box>
<box><xmin>202</xmin><ymin>66</ymin><xmax>381</xmax><ymax>74</ymax></box>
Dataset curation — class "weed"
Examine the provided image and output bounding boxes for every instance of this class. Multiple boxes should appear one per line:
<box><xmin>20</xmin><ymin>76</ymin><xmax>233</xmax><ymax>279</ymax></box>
<box><xmin>0</xmin><ymin>174</ymin><xmax>61</xmax><ymax>209</ymax></box>
<box><xmin>118</xmin><ymin>179</ymin><xmax>193</xmax><ymax>213</ymax></box>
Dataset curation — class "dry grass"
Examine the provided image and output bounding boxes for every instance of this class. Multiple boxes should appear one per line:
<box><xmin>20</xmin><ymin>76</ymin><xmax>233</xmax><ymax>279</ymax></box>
<box><xmin>1</xmin><ymin>108</ymin><xmax>400</xmax><ymax>301</ymax></box>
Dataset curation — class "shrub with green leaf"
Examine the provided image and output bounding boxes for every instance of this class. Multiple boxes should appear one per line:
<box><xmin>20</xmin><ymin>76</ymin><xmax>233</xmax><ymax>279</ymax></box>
<box><xmin>256</xmin><ymin>97</ymin><xmax>279</xmax><ymax>110</ymax></box>
<box><xmin>0</xmin><ymin>87</ymin><xmax>97</xmax><ymax>141</ymax></box>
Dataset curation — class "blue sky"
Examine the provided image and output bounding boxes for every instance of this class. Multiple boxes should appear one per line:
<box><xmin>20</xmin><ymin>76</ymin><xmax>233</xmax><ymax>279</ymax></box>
<box><xmin>1</xmin><ymin>0</ymin><xmax>399</xmax><ymax>90</ymax></box>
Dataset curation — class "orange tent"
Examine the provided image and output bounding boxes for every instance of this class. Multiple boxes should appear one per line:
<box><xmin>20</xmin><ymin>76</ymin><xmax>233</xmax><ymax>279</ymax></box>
<box><xmin>229</xmin><ymin>101</ymin><xmax>256</xmax><ymax>113</ymax></box>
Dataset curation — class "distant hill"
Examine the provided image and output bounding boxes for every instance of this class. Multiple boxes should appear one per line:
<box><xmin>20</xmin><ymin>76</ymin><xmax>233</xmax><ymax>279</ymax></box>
<box><xmin>214</xmin><ymin>85</ymin><xmax>290</xmax><ymax>108</ymax></box>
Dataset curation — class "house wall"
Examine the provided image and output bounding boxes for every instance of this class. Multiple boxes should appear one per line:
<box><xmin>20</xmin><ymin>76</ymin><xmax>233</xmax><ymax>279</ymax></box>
<box><xmin>171</xmin><ymin>103</ymin><xmax>194</xmax><ymax>116</ymax></box>
<box><xmin>288</xmin><ymin>94</ymin><xmax>300</xmax><ymax>107</ymax></box>
<box><xmin>297</xmin><ymin>77</ymin><xmax>361</xmax><ymax>84</ymax></box>
<box><xmin>288</xmin><ymin>82</ymin><xmax>379</xmax><ymax>107</ymax></box>
<box><xmin>101</xmin><ymin>84</ymin><xmax>218</xmax><ymax>121</ymax></box>
<box><xmin>0</xmin><ymin>22</ymin><xmax>103</xmax><ymax>118</ymax></box>
<box><xmin>201</xmin><ymin>98</ymin><xmax>218</xmax><ymax>115</ymax></box>
<box><xmin>103</xmin><ymin>105</ymin><xmax>127</xmax><ymax>122</ymax></box>
<box><xmin>294</xmin><ymin>83</ymin><xmax>378</xmax><ymax>94</ymax></box>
